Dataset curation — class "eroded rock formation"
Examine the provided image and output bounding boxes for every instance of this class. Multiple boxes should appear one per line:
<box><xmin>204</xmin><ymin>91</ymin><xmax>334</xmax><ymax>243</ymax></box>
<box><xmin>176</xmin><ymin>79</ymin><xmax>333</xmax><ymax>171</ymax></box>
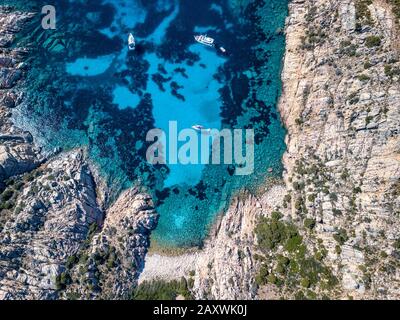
<box><xmin>192</xmin><ymin>0</ymin><xmax>400</xmax><ymax>300</ymax></box>
<box><xmin>0</xmin><ymin>7</ymin><xmax>158</xmax><ymax>300</ymax></box>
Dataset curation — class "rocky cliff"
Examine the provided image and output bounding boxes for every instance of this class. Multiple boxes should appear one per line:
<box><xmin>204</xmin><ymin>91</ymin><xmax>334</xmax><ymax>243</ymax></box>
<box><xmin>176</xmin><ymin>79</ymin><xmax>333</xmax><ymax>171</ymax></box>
<box><xmin>0</xmin><ymin>7</ymin><xmax>44</xmax><ymax>190</ymax></box>
<box><xmin>277</xmin><ymin>0</ymin><xmax>400</xmax><ymax>299</ymax></box>
<box><xmin>0</xmin><ymin>148</ymin><xmax>158</xmax><ymax>300</ymax></box>
<box><xmin>0</xmin><ymin>150</ymin><xmax>102</xmax><ymax>299</ymax></box>
<box><xmin>62</xmin><ymin>187</ymin><xmax>158</xmax><ymax>300</ymax></box>
<box><xmin>192</xmin><ymin>186</ymin><xmax>286</xmax><ymax>300</ymax></box>
<box><xmin>2</xmin><ymin>1</ymin><xmax>400</xmax><ymax>300</ymax></box>
<box><xmin>0</xmin><ymin>7</ymin><xmax>158</xmax><ymax>300</ymax></box>
<box><xmin>191</xmin><ymin>0</ymin><xmax>400</xmax><ymax>300</ymax></box>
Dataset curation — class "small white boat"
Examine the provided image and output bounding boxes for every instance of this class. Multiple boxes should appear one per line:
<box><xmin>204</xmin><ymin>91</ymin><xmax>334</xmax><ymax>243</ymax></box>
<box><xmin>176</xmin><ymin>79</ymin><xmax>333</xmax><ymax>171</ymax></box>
<box><xmin>192</xmin><ymin>125</ymin><xmax>211</xmax><ymax>133</ymax></box>
<box><xmin>128</xmin><ymin>33</ymin><xmax>136</xmax><ymax>50</ymax></box>
<box><xmin>194</xmin><ymin>34</ymin><xmax>215</xmax><ymax>47</ymax></box>
<box><xmin>219</xmin><ymin>47</ymin><xmax>226</xmax><ymax>53</ymax></box>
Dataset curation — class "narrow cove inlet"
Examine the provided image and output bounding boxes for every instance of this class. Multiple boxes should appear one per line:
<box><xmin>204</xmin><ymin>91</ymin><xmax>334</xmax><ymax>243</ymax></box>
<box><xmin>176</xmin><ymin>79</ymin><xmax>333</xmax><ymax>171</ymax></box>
<box><xmin>2</xmin><ymin>0</ymin><xmax>400</xmax><ymax>302</ymax></box>
<box><xmin>10</xmin><ymin>0</ymin><xmax>288</xmax><ymax>248</ymax></box>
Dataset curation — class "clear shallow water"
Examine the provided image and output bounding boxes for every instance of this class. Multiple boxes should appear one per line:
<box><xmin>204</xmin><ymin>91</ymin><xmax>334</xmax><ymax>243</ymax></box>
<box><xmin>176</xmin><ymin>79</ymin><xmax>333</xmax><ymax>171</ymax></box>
<box><xmin>9</xmin><ymin>0</ymin><xmax>288</xmax><ymax>248</ymax></box>
<box><xmin>112</xmin><ymin>85</ymin><xmax>141</xmax><ymax>110</ymax></box>
<box><xmin>145</xmin><ymin>45</ymin><xmax>226</xmax><ymax>187</ymax></box>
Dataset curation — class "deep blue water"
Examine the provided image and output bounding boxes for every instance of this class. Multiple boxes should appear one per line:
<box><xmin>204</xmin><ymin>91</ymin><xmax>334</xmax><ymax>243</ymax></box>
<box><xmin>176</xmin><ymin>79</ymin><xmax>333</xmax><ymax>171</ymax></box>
<box><xmin>7</xmin><ymin>0</ymin><xmax>288</xmax><ymax>247</ymax></box>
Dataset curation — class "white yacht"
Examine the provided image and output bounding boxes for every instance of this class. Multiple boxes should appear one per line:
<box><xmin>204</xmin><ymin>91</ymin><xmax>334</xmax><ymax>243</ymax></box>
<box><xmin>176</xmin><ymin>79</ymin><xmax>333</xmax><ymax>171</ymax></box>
<box><xmin>194</xmin><ymin>34</ymin><xmax>215</xmax><ymax>47</ymax></box>
<box><xmin>128</xmin><ymin>33</ymin><xmax>136</xmax><ymax>50</ymax></box>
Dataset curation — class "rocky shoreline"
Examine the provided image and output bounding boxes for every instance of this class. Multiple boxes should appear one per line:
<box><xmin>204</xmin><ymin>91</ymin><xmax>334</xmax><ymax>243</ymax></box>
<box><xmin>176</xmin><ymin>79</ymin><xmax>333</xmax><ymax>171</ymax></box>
<box><xmin>0</xmin><ymin>6</ymin><xmax>158</xmax><ymax>299</ymax></box>
<box><xmin>1</xmin><ymin>0</ymin><xmax>400</xmax><ymax>300</ymax></box>
<box><xmin>275</xmin><ymin>0</ymin><xmax>400</xmax><ymax>299</ymax></box>
<box><xmin>141</xmin><ymin>0</ymin><xmax>400</xmax><ymax>300</ymax></box>
<box><xmin>0</xmin><ymin>7</ymin><xmax>44</xmax><ymax>190</ymax></box>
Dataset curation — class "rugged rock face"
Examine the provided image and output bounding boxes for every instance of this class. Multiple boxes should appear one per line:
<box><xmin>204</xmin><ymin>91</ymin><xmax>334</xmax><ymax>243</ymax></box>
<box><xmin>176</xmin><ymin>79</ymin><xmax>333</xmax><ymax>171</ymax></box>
<box><xmin>192</xmin><ymin>0</ymin><xmax>400</xmax><ymax>300</ymax></box>
<box><xmin>0</xmin><ymin>149</ymin><xmax>158</xmax><ymax>300</ymax></box>
<box><xmin>0</xmin><ymin>8</ymin><xmax>33</xmax><ymax>48</ymax></box>
<box><xmin>0</xmin><ymin>7</ymin><xmax>43</xmax><ymax>188</ymax></box>
<box><xmin>2</xmin><ymin>1</ymin><xmax>400</xmax><ymax>300</ymax></box>
<box><xmin>0</xmin><ymin>150</ymin><xmax>102</xmax><ymax>299</ymax></box>
<box><xmin>192</xmin><ymin>195</ymin><xmax>260</xmax><ymax>300</ymax></box>
<box><xmin>63</xmin><ymin>188</ymin><xmax>158</xmax><ymax>300</ymax></box>
<box><xmin>0</xmin><ymin>7</ymin><xmax>158</xmax><ymax>300</ymax></box>
<box><xmin>192</xmin><ymin>186</ymin><xmax>286</xmax><ymax>300</ymax></box>
<box><xmin>277</xmin><ymin>0</ymin><xmax>400</xmax><ymax>299</ymax></box>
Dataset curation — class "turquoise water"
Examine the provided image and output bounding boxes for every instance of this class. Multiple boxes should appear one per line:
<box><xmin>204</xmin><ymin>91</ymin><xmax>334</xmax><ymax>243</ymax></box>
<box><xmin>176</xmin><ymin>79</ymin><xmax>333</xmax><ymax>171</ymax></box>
<box><xmin>66</xmin><ymin>55</ymin><xmax>115</xmax><ymax>76</ymax></box>
<box><xmin>9</xmin><ymin>0</ymin><xmax>289</xmax><ymax>247</ymax></box>
<box><xmin>145</xmin><ymin>46</ymin><xmax>226</xmax><ymax>187</ymax></box>
<box><xmin>112</xmin><ymin>86</ymin><xmax>141</xmax><ymax>110</ymax></box>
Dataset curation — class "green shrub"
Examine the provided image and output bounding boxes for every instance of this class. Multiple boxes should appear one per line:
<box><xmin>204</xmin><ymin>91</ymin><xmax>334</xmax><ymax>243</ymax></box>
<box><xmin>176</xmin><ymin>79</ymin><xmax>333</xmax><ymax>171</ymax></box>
<box><xmin>365</xmin><ymin>36</ymin><xmax>381</xmax><ymax>48</ymax></box>
<box><xmin>301</xmin><ymin>278</ymin><xmax>310</xmax><ymax>288</ymax></box>
<box><xmin>348</xmin><ymin>92</ymin><xmax>360</xmax><ymax>105</ymax></box>
<box><xmin>255</xmin><ymin>264</ymin><xmax>269</xmax><ymax>286</ymax></box>
<box><xmin>65</xmin><ymin>254</ymin><xmax>78</xmax><ymax>269</ymax></box>
<box><xmin>295</xmin><ymin>198</ymin><xmax>305</xmax><ymax>212</ymax></box>
<box><xmin>1</xmin><ymin>189</ymin><xmax>14</xmax><ymax>202</ymax></box>
<box><xmin>384</xmin><ymin>64</ymin><xmax>400</xmax><ymax>77</ymax></box>
<box><xmin>267</xmin><ymin>274</ymin><xmax>277</xmax><ymax>285</ymax></box>
<box><xmin>307</xmin><ymin>194</ymin><xmax>316</xmax><ymax>202</ymax></box>
<box><xmin>332</xmin><ymin>208</ymin><xmax>342</xmax><ymax>216</ymax></box>
<box><xmin>355</xmin><ymin>0</ymin><xmax>373</xmax><ymax>24</ymax></box>
<box><xmin>393</xmin><ymin>238</ymin><xmax>400</xmax><ymax>250</ymax></box>
<box><xmin>364</xmin><ymin>61</ymin><xmax>372</xmax><ymax>69</ymax></box>
<box><xmin>277</xmin><ymin>255</ymin><xmax>290</xmax><ymax>266</ymax></box>
<box><xmin>353</xmin><ymin>186</ymin><xmax>362</xmax><ymax>193</ymax></box>
<box><xmin>293</xmin><ymin>181</ymin><xmax>305</xmax><ymax>191</ymax></box>
<box><xmin>285</xmin><ymin>234</ymin><xmax>303</xmax><ymax>252</ymax></box>
<box><xmin>283</xmin><ymin>194</ymin><xmax>292</xmax><ymax>203</ymax></box>
<box><xmin>341</xmin><ymin>169</ymin><xmax>350</xmax><ymax>180</ymax></box>
<box><xmin>315</xmin><ymin>250</ymin><xmax>326</xmax><ymax>261</ymax></box>
<box><xmin>0</xmin><ymin>201</ymin><xmax>14</xmax><ymax>210</ymax></box>
<box><xmin>388</xmin><ymin>0</ymin><xmax>400</xmax><ymax>22</ymax></box>
<box><xmin>255</xmin><ymin>217</ymin><xmax>287</xmax><ymax>251</ymax></box>
<box><xmin>66</xmin><ymin>292</ymin><xmax>81</xmax><ymax>300</ymax></box>
<box><xmin>329</xmin><ymin>193</ymin><xmax>338</xmax><ymax>202</ymax></box>
<box><xmin>275</xmin><ymin>255</ymin><xmax>290</xmax><ymax>275</ymax></box>
<box><xmin>271</xmin><ymin>211</ymin><xmax>283</xmax><ymax>220</ymax></box>
<box><xmin>357</xmin><ymin>74</ymin><xmax>370</xmax><ymax>81</ymax></box>
<box><xmin>55</xmin><ymin>272</ymin><xmax>71</xmax><ymax>291</ymax></box>
<box><xmin>106</xmin><ymin>252</ymin><xmax>117</xmax><ymax>269</ymax></box>
<box><xmin>187</xmin><ymin>278</ymin><xmax>194</xmax><ymax>289</ymax></box>
<box><xmin>304</xmin><ymin>218</ymin><xmax>316</xmax><ymax>230</ymax></box>
<box><xmin>13</xmin><ymin>181</ymin><xmax>24</xmax><ymax>191</ymax></box>
<box><xmin>132</xmin><ymin>278</ymin><xmax>192</xmax><ymax>300</ymax></box>
<box><xmin>25</xmin><ymin>173</ymin><xmax>35</xmax><ymax>182</ymax></box>
<box><xmin>333</xmin><ymin>229</ymin><xmax>348</xmax><ymax>245</ymax></box>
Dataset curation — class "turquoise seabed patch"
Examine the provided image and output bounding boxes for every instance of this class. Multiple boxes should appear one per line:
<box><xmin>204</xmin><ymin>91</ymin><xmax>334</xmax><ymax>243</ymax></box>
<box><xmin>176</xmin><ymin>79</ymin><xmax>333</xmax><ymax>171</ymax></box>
<box><xmin>112</xmin><ymin>86</ymin><xmax>141</xmax><ymax>109</ymax></box>
<box><xmin>145</xmin><ymin>45</ymin><xmax>226</xmax><ymax>187</ymax></box>
<box><xmin>12</xmin><ymin>0</ymin><xmax>289</xmax><ymax>248</ymax></box>
<box><xmin>194</xmin><ymin>26</ymin><xmax>220</xmax><ymax>33</ymax></box>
